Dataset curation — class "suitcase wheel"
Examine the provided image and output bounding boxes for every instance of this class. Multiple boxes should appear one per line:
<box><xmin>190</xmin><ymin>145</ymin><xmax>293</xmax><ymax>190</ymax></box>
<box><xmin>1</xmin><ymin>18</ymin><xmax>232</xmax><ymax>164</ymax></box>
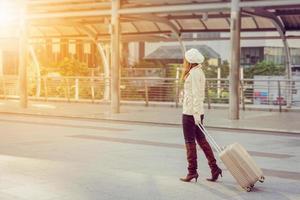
<box><xmin>244</xmin><ymin>187</ymin><xmax>252</xmax><ymax>192</ymax></box>
<box><xmin>259</xmin><ymin>176</ymin><xmax>265</xmax><ymax>183</ymax></box>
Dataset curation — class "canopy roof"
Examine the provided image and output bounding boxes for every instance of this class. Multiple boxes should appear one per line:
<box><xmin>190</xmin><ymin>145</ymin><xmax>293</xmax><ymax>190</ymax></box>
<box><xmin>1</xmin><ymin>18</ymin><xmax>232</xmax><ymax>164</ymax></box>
<box><xmin>2</xmin><ymin>0</ymin><xmax>300</xmax><ymax>41</ymax></box>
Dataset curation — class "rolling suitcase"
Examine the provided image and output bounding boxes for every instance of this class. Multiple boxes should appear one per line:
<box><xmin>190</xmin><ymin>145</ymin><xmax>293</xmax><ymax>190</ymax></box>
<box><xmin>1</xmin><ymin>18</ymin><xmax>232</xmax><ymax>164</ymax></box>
<box><xmin>197</xmin><ymin>124</ymin><xmax>265</xmax><ymax>192</ymax></box>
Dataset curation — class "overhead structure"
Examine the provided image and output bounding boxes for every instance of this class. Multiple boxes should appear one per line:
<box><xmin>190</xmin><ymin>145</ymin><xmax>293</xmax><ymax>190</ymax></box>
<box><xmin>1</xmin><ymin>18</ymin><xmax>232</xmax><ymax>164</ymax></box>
<box><xmin>8</xmin><ymin>0</ymin><xmax>300</xmax><ymax>117</ymax></box>
<box><xmin>24</xmin><ymin>0</ymin><xmax>300</xmax><ymax>41</ymax></box>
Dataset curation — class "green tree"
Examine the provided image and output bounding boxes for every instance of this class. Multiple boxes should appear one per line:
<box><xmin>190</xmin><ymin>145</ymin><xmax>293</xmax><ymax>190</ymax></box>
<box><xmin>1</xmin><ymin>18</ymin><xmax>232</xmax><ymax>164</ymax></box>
<box><xmin>202</xmin><ymin>56</ymin><xmax>216</xmax><ymax>78</ymax></box>
<box><xmin>56</xmin><ymin>57</ymin><xmax>90</xmax><ymax>76</ymax></box>
<box><xmin>202</xmin><ymin>59</ymin><xmax>229</xmax><ymax>78</ymax></box>
<box><xmin>244</xmin><ymin>61</ymin><xmax>285</xmax><ymax>78</ymax></box>
<box><xmin>40</xmin><ymin>57</ymin><xmax>90</xmax><ymax>76</ymax></box>
<box><xmin>220</xmin><ymin>60</ymin><xmax>230</xmax><ymax>78</ymax></box>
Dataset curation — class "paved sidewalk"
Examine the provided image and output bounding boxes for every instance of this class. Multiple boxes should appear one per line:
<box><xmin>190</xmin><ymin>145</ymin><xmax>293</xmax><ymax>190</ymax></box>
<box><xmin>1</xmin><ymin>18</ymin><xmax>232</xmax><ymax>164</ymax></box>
<box><xmin>0</xmin><ymin>114</ymin><xmax>299</xmax><ymax>200</ymax></box>
<box><xmin>0</xmin><ymin>99</ymin><xmax>299</xmax><ymax>134</ymax></box>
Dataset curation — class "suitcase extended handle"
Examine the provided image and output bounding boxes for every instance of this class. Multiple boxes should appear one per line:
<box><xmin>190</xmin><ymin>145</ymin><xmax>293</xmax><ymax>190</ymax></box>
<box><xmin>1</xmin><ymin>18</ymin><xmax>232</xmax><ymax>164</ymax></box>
<box><xmin>197</xmin><ymin>123</ymin><xmax>222</xmax><ymax>154</ymax></box>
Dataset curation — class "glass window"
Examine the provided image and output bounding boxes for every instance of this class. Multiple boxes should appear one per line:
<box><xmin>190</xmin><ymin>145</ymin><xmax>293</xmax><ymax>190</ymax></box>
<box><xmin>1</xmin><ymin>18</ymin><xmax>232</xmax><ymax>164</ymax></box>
<box><xmin>264</xmin><ymin>47</ymin><xmax>285</xmax><ymax>65</ymax></box>
<box><xmin>241</xmin><ymin>47</ymin><xmax>263</xmax><ymax>65</ymax></box>
<box><xmin>2</xmin><ymin>51</ymin><xmax>18</xmax><ymax>75</ymax></box>
<box><xmin>291</xmin><ymin>48</ymin><xmax>300</xmax><ymax>65</ymax></box>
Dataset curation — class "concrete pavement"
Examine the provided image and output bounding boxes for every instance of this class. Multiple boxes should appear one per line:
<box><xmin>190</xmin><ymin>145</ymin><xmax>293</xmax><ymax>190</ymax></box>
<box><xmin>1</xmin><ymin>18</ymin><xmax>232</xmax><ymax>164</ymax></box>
<box><xmin>0</xmin><ymin>99</ymin><xmax>299</xmax><ymax>134</ymax></box>
<box><xmin>0</xmin><ymin>114</ymin><xmax>299</xmax><ymax>200</ymax></box>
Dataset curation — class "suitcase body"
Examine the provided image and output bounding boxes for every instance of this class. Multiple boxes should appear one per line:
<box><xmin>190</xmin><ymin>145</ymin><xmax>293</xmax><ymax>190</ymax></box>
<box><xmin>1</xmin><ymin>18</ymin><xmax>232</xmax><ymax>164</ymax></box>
<box><xmin>197</xmin><ymin>124</ymin><xmax>265</xmax><ymax>192</ymax></box>
<box><xmin>219</xmin><ymin>143</ymin><xmax>265</xmax><ymax>191</ymax></box>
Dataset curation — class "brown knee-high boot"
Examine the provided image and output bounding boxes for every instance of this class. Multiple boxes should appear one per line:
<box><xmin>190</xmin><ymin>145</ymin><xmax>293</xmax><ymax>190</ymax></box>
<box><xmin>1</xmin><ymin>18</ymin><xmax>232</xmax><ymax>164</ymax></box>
<box><xmin>180</xmin><ymin>143</ymin><xmax>199</xmax><ymax>182</ymax></box>
<box><xmin>196</xmin><ymin>138</ymin><xmax>222</xmax><ymax>182</ymax></box>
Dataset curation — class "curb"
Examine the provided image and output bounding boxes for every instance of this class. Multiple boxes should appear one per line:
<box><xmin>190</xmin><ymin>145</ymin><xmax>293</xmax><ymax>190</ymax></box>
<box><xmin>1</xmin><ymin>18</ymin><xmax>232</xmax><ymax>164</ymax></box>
<box><xmin>0</xmin><ymin>111</ymin><xmax>300</xmax><ymax>136</ymax></box>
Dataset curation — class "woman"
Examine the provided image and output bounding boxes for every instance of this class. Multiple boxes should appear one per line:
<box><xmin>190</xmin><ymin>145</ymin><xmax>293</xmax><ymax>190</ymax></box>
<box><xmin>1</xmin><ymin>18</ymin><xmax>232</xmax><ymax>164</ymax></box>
<box><xmin>180</xmin><ymin>48</ymin><xmax>222</xmax><ymax>182</ymax></box>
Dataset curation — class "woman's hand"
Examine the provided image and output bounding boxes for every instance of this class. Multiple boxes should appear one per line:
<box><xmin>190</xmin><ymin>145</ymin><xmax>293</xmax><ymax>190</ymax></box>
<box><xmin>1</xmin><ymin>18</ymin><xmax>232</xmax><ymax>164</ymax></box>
<box><xmin>193</xmin><ymin>114</ymin><xmax>202</xmax><ymax>125</ymax></box>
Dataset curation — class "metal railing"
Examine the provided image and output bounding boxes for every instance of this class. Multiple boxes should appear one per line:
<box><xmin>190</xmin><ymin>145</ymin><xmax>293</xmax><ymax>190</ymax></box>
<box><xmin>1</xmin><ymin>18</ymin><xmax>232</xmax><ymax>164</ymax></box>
<box><xmin>0</xmin><ymin>76</ymin><xmax>299</xmax><ymax>111</ymax></box>
<box><xmin>0</xmin><ymin>76</ymin><xmax>108</xmax><ymax>102</ymax></box>
<box><xmin>121</xmin><ymin>77</ymin><xmax>180</xmax><ymax>106</ymax></box>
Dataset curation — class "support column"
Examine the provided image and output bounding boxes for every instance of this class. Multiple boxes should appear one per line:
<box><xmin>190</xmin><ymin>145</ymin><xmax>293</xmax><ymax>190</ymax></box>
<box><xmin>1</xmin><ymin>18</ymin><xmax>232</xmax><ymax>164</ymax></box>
<box><xmin>96</xmin><ymin>43</ymin><xmax>110</xmax><ymax>101</ymax></box>
<box><xmin>29</xmin><ymin>46</ymin><xmax>41</xmax><ymax>97</ymax></box>
<box><xmin>229</xmin><ymin>0</ymin><xmax>241</xmax><ymax>120</ymax></box>
<box><xmin>0</xmin><ymin>50</ymin><xmax>3</xmax><ymax>75</ymax></box>
<box><xmin>19</xmin><ymin>0</ymin><xmax>28</xmax><ymax>108</ymax></box>
<box><xmin>122</xmin><ymin>42</ymin><xmax>129</xmax><ymax>68</ymax></box>
<box><xmin>45</xmin><ymin>39</ymin><xmax>52</xmax><ymax>60</ymax></box>
<box><xmin>91</xmin><ymin>43</ymin><xmax>96</xmax><ymax>67</ymax></box>
<box><xmin>76</xmin><ymin>40</ymin><xmax>83</xmax><ymax>62</ymax></box>
<box><xmin>111</xmin><ymin>0</ymin><xmax>120</xmax><ymax>113</ymax></box>
<box><xmin>60</xmin><ymin>39</ymin><xmax>68</xmax><ymax>60</ymax></box>
<box><xmin>217</xmin><ymin>66</ymin><xmax>221</xmax><ymax>98</ymax></box>
<box><xmin>283</xmin><ymin>37</ymin><xmax>292</xmax><ymax>108</ymax></box>
<box><xmin>240</xmin><ymin>66</ymin><xmax>244</xmax><ymax>80</ymax></box>
<box><xmin>138</xmin><ymin>42</ymin><xmax>145</xmax><ymax>61</ymax></box>
<box><xmin>105</xmin><ymin>44</ymin><xmax>111</xmax><ymax>101</ymax></box>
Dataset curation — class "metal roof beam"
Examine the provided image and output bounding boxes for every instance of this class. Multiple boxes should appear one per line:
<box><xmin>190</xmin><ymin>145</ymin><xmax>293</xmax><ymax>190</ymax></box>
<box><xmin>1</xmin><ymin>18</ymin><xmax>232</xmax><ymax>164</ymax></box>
<box><xmin>28</xmin><ymin>2</ymin><xmax>231</xmax><ymax>19</ymax></box>
<box><xmin>275</xmin><ymin>10</ymin><xmax>300</xmax><ymax>16</ymax></box>
<box><xmin>117</xmin><ymin>1</ymin><xmax>300</xmax><ymax>15</ymax></box>
<box><xmin>27</xmin><ymin>0</ymin><xmax>106</xmax><ymax>5</ymax></box>
<box><xmin>166</xmin><ymin>13</ymin><xmax>251</xmax><ymax>20</ymax></box>
<box><xmin>27</xmin><ymin>1</ymin><xmax>300</xmax><ymax>20</ymax></box>
<box><xmin>240</xmin><ymin>0</ymin><xmax>300</xmax><ymax>8</ymax></box>
<box><xmin>76</xmin><ymin>25</ymin><xmax>97</xmax><ymax>41</ymax></box>
<box><xmin>29</xmin><ymin>34</ymin><xmax>300</xmax><ymax>42</ymax></box>
<box><xmin>28</xmin><ymin>10</ymin><xmax>111</xmax><ymax>20</ymax></box>
<box><xmin>243</xmin><ymin>9</ymin><xmax>286</xmax><ymax>34</ymax></box>
<box><xmin>29</xmin><ymin>3</ymin><xmax>111</xmax><ymax>12</ymax></box>
<box><xmin>29</xmin><ymin>19</ymin><xmax>99</xmax><ymax>40</ymax></box>
<box><xmin>119</xmin><ymin>3</ymin><xmax>231</xmax><ymax>14</ymax></box>
<box><xmin>123</xmin><ymin>14</ymin><xmax>185</xmax><ymax>52</ymax></box>
<box><xmin>125</xmin><ymin>15</ymin><xmax>181</xmax><ymax>35</ymax></box>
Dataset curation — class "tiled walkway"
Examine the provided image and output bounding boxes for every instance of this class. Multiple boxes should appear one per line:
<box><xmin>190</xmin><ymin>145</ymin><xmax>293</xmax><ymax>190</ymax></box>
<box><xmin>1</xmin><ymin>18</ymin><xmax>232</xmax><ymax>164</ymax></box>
<box><xmin>0</xmin><ymin>99</ymin><xmax>299</xmax><ymax>134</ymax></box>
<box><xmin>0</xmin><ymin>114</ymin><xmax>299</xmax><ymax>199</ymax></box>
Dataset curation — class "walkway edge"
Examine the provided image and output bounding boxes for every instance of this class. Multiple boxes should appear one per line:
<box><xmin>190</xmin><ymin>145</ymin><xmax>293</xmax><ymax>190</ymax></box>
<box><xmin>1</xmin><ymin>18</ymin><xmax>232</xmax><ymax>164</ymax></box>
<box><xmin>0</xmin><ymin>111</ymin><xmax>299</xmax><ymax>136</ymax></box>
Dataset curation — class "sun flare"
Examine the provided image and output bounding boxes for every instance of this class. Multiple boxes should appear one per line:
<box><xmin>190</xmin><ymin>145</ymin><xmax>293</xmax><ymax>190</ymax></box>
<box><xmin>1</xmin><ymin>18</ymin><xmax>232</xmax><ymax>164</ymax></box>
<box><xmin>0</xmin><ymin>1</ymin><xmax>20</xmax><ymax>26</ymax></box>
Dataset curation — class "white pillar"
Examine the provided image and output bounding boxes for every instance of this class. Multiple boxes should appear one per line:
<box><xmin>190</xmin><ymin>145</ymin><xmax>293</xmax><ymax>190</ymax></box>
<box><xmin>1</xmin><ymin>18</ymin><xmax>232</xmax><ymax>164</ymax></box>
<box><xmin>229</xmin><ymin>0</ymin><xmax>241</xmax><ymax>120</ymax></box>
<box><xmin>240</xmin><ymin>66</ymin><xmax>244</xmax><ymax>80</ymax></box>
<box><xmin>0</xmin><ymin>50</ymin><xmax>3</xmax><ymax>75</ymax></box>
<box><xmin>96</xmin><ymin>43</ymin><xmax>110</xmax><ymax>101</ymax></box>
<box><xmin>75</xmin><ymin>78</ymin><xmax>79</xmax><ymax>100</ymax></box>
<box><xmin>19</xmin><ymin>0</ymin><xmax>28</xmax><ymax>108</ymax></box>
<box><xmin>111</xmin><ymin>0</ymin><xmax>120</xmax><ymax>113</ymax></box>
<box><xmin>217</xmin><ymin>66</ymin><xmax>221</xmax><ymax>98</ymax></box>
<box><xmin>29</xmin><ymin>45</ymin><xmax>41</xmax><ymax>97</ymax></box>
<box><xmin>283</xmin><ymin>38</ymin><xmax>292</xmax><ymax>108</ymax></box>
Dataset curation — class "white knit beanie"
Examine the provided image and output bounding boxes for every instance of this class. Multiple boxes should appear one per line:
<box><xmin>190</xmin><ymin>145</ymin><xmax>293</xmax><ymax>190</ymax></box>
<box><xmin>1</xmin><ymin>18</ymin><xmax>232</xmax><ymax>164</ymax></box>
<box><xmin>184</xmin><ymin>48</ymin><xmax>204</xmax><ymax>64</ymax></box>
